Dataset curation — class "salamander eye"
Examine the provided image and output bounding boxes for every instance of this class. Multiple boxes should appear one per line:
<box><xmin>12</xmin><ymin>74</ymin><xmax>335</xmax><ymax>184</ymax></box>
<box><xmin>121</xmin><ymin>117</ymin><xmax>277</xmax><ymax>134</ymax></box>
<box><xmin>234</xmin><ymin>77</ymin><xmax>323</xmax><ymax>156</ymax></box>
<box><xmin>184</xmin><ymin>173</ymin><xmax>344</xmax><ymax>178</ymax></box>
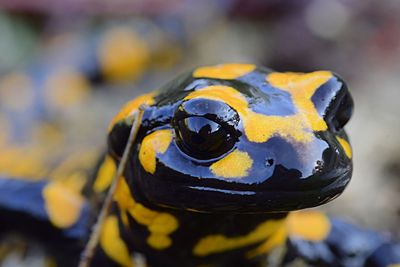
<box><xmin>332</xmin><ymin>91</ymin><xmax>354</xmax><ymax>131</ymax></box>
<box><xmin>175</xmin><ymin>116</ymin><xmax>236</xmax><ymax>160</ymax></box>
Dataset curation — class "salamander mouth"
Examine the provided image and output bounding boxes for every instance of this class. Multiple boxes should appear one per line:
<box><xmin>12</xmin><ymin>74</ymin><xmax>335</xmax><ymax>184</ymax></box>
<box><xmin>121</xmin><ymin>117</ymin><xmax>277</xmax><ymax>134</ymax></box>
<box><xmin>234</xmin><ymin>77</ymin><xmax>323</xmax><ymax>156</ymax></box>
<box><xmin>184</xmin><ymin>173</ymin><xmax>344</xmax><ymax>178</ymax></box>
<box><xmin>186</xmin><ymin>166</ymin><xmax>351</xmax><ymax>193</ymax></box>
<box><xmin>139</xmin><ymin>168</ymin><xmax>352</xmax><ymax>213</ymax></box>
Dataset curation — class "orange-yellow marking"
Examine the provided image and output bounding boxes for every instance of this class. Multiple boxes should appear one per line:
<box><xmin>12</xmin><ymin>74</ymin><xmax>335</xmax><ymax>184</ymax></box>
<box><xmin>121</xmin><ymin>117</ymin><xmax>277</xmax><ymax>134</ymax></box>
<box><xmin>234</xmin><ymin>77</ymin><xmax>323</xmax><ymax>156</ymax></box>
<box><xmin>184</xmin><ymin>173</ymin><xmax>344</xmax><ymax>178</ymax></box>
<box><xmin>109</xmin><ymin>92</ymin><xmax>155</xmax><ymax>131</ymax></box>
<box><xmin>193</xmin><ymin>219</ymin><xmax>285</xmax><ymax>257</ymax></box>
<box><xmin>114</xmin><ymin>177</ymin><xmax>178</xmax><ymax>250</ymax></box>
<box><xmin>210</xmin><ymin>150</ymin><xmax>253</xmax><ymax>178</ymax></box>
<box><xmin>42</xmin><ymin>181</ymin><xmax>84</xmax><ymax>228</ymax></box>
<box><xmin>139</xmin><ymin>129</ymin><xmax>173</xmax><ymax>174</ymax></box>
<box><xmin>147</xmin><ymin>234</ymin><xmax>172</xmax><ymax>250</ymax></box>
<box><xmin>93</xmin><ymin>155</ymin><xmax>117</xmax><ymax>193</ymax></box>
<box><xmin>286</xmin><ymin>211</ymin><xmax>331</xmax><ymax>242</ymax></box>
<box><xmin>0</xmin><ymin>146</ymin><xmax>48</xmax><ymax>180</ymax></box>
<box><xmin>185</xmin><ymin>72</ymin><xmax>332</xmax><ymax>144</ymax></box>
<box><xmin>267</xmin><ymin>71</ymin><xmax>331</xmax><ymax>132</ymax></box>
<box><xmin>336</xmin><ymin>136</ymin><xmax>352</xmax><ymax>159</ymax></box>
<box><xmin>100</xmin><ymin>215</ymin><xmax>133</xmax><ymax>267</ymax></box>
<box><xmin>42</xmin><ymin>151</ymin><xmax>95</xmax><ymax>227</ymax></box>
<box><xmin>388</xmin><ymin>264</ymin><xmax>400</xmax><ymax>267</ymax></box>
<box><xmin>247</xmin><ymin>222</ymin><xmax>287</xmax><ymax>258</ymax></box>
<box><xmin>193</xmin><ymin>63</ymin><xmax>256</xmax><ymax>79</ymax></box>
<box><xmin>99</xmin><ymin>26</ymin><xmax>150</xmax><ymax>83</ymax></box>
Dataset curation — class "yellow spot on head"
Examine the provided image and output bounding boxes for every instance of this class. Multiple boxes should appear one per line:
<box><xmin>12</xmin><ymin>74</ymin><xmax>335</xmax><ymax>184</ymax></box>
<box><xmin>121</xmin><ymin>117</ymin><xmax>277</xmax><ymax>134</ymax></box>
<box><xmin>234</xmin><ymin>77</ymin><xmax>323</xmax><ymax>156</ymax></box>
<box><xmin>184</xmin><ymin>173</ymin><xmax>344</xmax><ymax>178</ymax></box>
<box><xmin>184</xmin><ymin>85</ymin><xmax>248</xmax><ymax>114</ymax></box>
<box><xmin>99</xmin><ymin>27</ymin><xmax>150</xmax><ymax>83</ymax></box>
<box><xmin>100</xmin><ymin>216</ymin><xmax>133</xmax><ymax>267</ymax></box>
<box><xmin>44</xmin><ymin>68</ymin><xmax>90</xmax><ymax>109</ymax></box>
<box><xmin>184</xmin><ymin>84</ymin><xmax>325</xmax><ymax>144</ymax></box>
<box><xmin>286</xmin><ymin>211</ymin><xmax>331</xmax><ymax>242</ymax></box>
<box><xmin>93</xmin><ymin>156</ymin><xmax>117</xmax><ymax>193</ymax></box>
<box><xmin>109</xmin><ymin>92</ymin><xmax>155</xmax><ymax>131</ymax></box>
<box><xmin>139</xmin><ymin>129</ymin><xmax>173</xmax><ymax>174</ymax></box>
<box><xmin>43</xmin><ymin>181</ymin><xmax>84</xmax><ymax>228</ymax></box>
<box><xmin>336</xmin><ymin>136</ymin><xmax>352</xmax><ymax>158</ymax></box>
<box><xmin>0</xmin><ymin>72</ymin><xmax>34</xmax><ymax>112</ymax></box>
<box><xmin>210</xmin><ymin>149</ymin><xmax>253</xmax><ymax>178</ymax></box>
<box><xmin>193</xmin><ymin>219</ymin><xmax>285</xmax><ymax>256</ymax></box>
<box><xmin>267</xmin><ymin>71</ymin><xmax>332</xmax><ymax>132</ymax></box>
<box><xmin>193</xmin><ymin>63</ymin><xmax>256</xmax><ymax>79</ymax></box>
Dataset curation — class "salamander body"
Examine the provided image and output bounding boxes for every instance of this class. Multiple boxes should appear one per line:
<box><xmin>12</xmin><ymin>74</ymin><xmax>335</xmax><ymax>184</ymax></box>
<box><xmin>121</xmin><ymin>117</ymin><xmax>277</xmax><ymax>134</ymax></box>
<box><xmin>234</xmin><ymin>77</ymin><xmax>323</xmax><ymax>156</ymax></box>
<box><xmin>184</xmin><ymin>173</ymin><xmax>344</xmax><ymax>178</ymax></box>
<box><xmin>1</xmin><ymin>64</ymin><xmax>399</xmax><ymax>267</ymax></box>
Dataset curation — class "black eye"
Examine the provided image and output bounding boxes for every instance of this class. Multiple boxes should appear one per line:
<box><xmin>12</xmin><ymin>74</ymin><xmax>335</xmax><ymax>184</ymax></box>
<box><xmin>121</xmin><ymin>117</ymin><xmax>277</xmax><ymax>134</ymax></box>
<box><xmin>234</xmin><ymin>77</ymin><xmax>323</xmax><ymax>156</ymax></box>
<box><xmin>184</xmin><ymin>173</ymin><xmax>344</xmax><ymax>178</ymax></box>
<box><xmin>175</xmin><ymin>116</ymin><xmax>236</xmax><ymax>160</ymax></box>
<box><xmin>332</xmin><ymin>92</ymin><xmax>354</xmax><ymax>131</ymax></box>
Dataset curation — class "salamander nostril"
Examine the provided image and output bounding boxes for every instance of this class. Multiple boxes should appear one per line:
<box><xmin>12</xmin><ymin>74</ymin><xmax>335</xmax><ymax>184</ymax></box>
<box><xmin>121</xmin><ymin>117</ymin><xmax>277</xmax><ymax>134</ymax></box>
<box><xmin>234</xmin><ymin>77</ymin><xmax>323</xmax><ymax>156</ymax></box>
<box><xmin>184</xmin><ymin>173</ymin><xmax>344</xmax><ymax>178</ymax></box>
<box><xmin>313</xmin><ymin>160</ymin><xmax>324</xmax><ymax>174</ymax></box>
<box><xmin>266</xmin><ymin>158</ymin><xmax>274</xmax><ymax>167</ymax></box>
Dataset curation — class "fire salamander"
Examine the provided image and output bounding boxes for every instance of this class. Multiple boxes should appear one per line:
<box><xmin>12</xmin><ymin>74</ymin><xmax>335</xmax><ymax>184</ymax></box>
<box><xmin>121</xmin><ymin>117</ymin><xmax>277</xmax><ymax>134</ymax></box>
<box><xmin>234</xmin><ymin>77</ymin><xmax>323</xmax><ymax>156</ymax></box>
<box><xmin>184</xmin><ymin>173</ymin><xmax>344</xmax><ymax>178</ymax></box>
<box><xmin>0</xmin><ymin>64</ymin><xmax>399</xmax><ymax>267</ymax></box>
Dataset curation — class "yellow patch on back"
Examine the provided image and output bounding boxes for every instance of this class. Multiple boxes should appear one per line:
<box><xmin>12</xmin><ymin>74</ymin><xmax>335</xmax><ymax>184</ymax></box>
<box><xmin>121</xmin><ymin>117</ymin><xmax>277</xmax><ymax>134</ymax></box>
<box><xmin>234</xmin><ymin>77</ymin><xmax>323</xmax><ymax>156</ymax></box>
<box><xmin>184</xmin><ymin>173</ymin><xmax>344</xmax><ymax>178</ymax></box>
<box><xmin>193</xmin><ymin>63</ymin><xmax>256</xmax><ymax>79</ymax></box>
<box><xmin>388</xmin><ymin>264</ymin><xmax>400</xmax><ymax>267</ymax></box>
<box><xmin>193</xmin><ymin>219</ymin><xmax>286</xmax><ymax>257</ymax></box>
<box><xmin>210</xmin><ymin>150</ymin><xmax>253</xmax><ymax>178</ymax></box>
<box><xmin>42</xmin><ymin>181</ymin><xmax>84</xmax><ymax>228</ymax></box>
<box><xmin>147</xmin><ymin>234</ymin><xmax>172</xmax><ymax>250</ymax></box>
<box><xmin>100</xmin><ymin>215</ymin><xmax>133</xmax><ymax>267</ymax></box>
<box><xmin>138</xmin><ymin>129</ymin><xmax>173</xmax><ymax>174</ymax></box>
<box><xmin>109</xmin><ymin>92</ymin><xmax>155</xmax><ymax>131</ymax></box>
<box><xmin>93</xmin><ymin>155</ymin><xmax>117</xmax><ymax>193</ymax></box>
<box><xmin>247</xmin><ymin>222</ymin><xmax>287</xmax><ymax>258</ymax></box>
<box><xmin>286</xmin><ymin>211</ymin><xmax>331</xmax><ymax>242</ymax></box>
<box><xmin>184</xmin><ymin>81</ymin><xmax>329</xmax><ymax>144</ymax></box>
<box><xmin>113</xmin><ymin>177</ymin><xmax>179</xmax><ymax>250</ymax></box>
<box><xmin>0</xmin><ymin>146</ymin><xmax>48</xmax><ymax>180</ymax></box>
<box><xmin>336</xmin><ymin>136</ymin><xmax>352</xmax><ymax>159</ymax></box>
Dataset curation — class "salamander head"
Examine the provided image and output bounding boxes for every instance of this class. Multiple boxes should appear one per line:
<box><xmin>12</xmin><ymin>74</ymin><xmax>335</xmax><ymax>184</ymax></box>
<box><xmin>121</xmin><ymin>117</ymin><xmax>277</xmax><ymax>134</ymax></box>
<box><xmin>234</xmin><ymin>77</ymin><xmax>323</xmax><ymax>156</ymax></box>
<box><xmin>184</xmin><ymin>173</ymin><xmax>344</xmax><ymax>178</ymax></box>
<box><xmin>108</xmin><ymin>64</ymin><xmax>354</xmax><ymax>213</ymax></box>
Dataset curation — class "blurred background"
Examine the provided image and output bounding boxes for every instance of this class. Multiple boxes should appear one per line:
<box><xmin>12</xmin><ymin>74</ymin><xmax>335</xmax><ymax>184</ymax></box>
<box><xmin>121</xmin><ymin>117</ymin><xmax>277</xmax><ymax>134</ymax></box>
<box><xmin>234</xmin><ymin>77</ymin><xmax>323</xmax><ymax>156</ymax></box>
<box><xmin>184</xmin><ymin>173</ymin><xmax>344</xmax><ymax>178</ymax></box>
<box><xmin>0</xmin><ymin>0</ymin><xmax>399</xmax><ymax>236</ymax></box>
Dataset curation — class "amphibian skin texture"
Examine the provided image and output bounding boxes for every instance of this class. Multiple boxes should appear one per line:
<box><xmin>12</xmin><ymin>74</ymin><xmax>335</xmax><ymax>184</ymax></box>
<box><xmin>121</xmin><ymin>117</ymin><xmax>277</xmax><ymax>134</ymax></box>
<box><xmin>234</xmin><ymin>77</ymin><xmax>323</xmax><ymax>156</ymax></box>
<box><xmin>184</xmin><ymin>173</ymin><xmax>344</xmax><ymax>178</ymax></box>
<box><xmin>1</xmin><ymin>63</ymin><xmax>399</xmax><ymax>267</ymax></box>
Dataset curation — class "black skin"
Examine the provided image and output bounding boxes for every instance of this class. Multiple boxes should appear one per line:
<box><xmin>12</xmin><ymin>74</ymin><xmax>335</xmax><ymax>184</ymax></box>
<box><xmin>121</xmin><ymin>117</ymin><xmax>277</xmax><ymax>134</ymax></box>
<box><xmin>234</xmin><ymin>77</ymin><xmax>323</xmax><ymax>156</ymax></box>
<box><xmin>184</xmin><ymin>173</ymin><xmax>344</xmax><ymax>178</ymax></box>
<box><xmin>105</xmin><ymin>66</ymin><xmax>354</xmax><ymax>266</ymax></box>
<box><xmin>3</xmin><ymin>65</ymin><xmax>398</xmax><ymax>267</ymax></box>
<box><xmin>109</xmin><ymin>68</ymin><xmax>353</xmax><ymax>213</ymax></box>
